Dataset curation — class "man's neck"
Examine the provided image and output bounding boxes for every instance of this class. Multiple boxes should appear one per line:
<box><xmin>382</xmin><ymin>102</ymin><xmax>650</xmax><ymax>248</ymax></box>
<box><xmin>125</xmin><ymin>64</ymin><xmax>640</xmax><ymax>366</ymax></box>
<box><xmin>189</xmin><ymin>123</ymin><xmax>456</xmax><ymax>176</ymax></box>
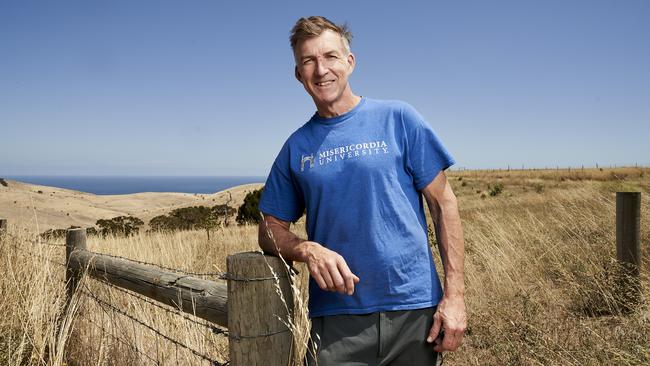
<box><xmin>316</xmin><ymin>94</ymin><xmax>361</xmax><ymax>119</ymax></box>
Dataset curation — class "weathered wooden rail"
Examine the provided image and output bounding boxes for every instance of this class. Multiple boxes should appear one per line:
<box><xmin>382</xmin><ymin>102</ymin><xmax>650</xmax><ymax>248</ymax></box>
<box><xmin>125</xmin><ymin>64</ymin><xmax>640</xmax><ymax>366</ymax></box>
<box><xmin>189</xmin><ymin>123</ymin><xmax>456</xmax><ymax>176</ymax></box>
<box><xmin>63</xmin><ymin>228</ymin><xmax>294</xmax><ymax>366</ymax></box>
<box><xmin>64</xmin><ymin>228</ymin><xmax>229</xmax><ymax>326</ymax></box>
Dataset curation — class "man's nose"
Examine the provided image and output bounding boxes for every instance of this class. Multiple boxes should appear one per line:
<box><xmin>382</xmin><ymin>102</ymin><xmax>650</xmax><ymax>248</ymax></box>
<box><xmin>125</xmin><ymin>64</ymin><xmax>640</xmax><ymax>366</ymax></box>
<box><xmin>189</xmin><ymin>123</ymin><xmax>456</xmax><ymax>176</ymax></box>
<box><xmin>315</xmin><ymin>59</ymin><xmax>329</xmax><ymax>76</ymax></box>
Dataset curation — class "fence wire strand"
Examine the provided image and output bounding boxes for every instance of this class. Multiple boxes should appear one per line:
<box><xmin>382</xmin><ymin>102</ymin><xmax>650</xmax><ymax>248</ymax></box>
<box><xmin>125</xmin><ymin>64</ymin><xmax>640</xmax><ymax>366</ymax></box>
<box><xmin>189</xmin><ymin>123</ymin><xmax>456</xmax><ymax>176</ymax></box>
<box><xmin>5</xmin><ymin>233</ymin><xmax>67</xmax><ymax>247</ymax></box>
<box><xmin>5</xmin><ymin>232</ymin><xmax>226</xmax><ymax>278</ymax></box>
<box><xmin>80</xmin><ymin>284</ymin><xmax>228</xmax><ymax>366</ymax></box>
<box><xmin>29</xmin><ymin>239</ymin><xmax>67</xmax><ymax>247</ymax></box>
<box><xmin>82</xmin><ymin>248</ymin><xmax>227</xmax><ymax>279</ymax></box>
<box><xmin>81</xmin><ymin>312</ymin><xmax>159</xmax><ymax>365</ymax></box>
<box><xmin>8</xmin><ymin>242</ymin><xmax>67</xmax><ymax>267</ymax></box>
<box><xmin>91</xmin><ymin>277</ymin><xmax>228</xmax><ymax>336</ymax></box>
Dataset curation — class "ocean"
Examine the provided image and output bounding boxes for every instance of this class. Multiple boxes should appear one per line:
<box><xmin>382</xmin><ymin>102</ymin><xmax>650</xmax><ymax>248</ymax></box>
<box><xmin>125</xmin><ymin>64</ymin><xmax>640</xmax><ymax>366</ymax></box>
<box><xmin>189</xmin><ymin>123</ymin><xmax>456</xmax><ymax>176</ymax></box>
<box><xmin>4</xmin><ymin>176</ymin><xmax>266</xmax><ymax>195</ymax></box>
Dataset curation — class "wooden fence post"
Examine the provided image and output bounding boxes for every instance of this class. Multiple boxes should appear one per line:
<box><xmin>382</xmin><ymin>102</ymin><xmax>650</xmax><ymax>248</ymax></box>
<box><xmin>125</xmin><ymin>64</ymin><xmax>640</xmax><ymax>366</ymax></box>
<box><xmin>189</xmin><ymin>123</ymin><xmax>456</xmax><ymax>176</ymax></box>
<box><xmin>65</xmin><ymin>228</ymin><xmax>87</xmax><ymax>306</ymax></box>
<box><xmin>616</xmin><ymin>192</ymin><xmax>641</xmax><ymax>309</ymax></box>
<box><xmin>227</xmin><ymin>252</ymin><xmax>294</xmax><ymax>366</ymax></box>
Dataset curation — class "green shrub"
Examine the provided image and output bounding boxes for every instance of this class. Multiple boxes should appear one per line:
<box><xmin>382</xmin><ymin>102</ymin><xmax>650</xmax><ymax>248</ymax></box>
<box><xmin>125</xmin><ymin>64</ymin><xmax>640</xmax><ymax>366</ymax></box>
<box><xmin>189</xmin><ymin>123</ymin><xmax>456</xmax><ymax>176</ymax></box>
<box><xmin>149</xmin><ymin>215</ymin><xmax>182</xmax><ymax>232</ymax></box>
<box><xmin>489</xmin><ymin>183</ymin><xmax>504</xmax><ymax>197</ymax></box>
<box><xmin>167</xmin><ymin>206</ymin><xmax>213</xmax><ymax>231</ymax></box>
<box><xmin>149</xmin><ymin>204</ymin><xmax>236</xmax><ymax>238</ymax></box>
<box><xmin>96</xmin><ymin>216</ymin><xmax>144</xmax><ymax>237</ymax></box>
<box><xmin>212</xmin><ymin>204</ymin><xmax>236</xmax><ymax>227</ymax></box>
<box><xmin>40</xmin><ymin>225</ymin><xmax>96</xmax><ymax>240</ymax></box>
<box><xmin>41</xmin><ymin>228</ymin><xmax>70</xmax><ymax>240</ymax></box>
<box><xmin>236</xmin><ymin>188</ymin><xmax>264</xmax><ymax>224</ymax></box>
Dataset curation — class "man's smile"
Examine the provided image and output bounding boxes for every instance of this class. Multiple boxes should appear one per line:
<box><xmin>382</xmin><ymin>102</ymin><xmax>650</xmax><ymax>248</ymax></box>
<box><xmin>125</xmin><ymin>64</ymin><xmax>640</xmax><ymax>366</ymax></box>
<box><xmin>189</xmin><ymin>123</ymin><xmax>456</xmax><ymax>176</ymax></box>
<box><xmin>315</xmin><ymin>80</ymin><xmax>335</xmax><ymax>87</ymax></box>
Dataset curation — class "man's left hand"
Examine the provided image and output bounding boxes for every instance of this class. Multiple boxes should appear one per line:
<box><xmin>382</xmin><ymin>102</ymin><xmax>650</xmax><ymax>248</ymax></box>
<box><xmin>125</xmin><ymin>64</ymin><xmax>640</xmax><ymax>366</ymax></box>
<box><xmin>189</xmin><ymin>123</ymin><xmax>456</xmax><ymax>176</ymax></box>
<box><xmin>427</xmin><ymin>295</ymin><xmax>467</xmax><ymax>352</ymax></box>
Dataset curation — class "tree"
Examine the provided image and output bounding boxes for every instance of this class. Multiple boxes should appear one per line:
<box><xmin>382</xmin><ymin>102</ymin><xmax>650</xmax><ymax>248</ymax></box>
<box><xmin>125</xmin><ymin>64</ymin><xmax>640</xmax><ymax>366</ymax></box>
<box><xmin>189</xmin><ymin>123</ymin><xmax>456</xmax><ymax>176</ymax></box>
<box><xmin>41</xmin><ymin>226</ymin><xmax>98</xmax><ymax>240</ymax></box>
<box><xmin>149</xmin><ymin>215</ymin><xmax>182</xmax><ymax>232</ymax></box>
<box><xmin>236</xmin><ymin>187</ymin><xmax>264</xmax><ymax>225</ymax></box>
<box><xmin>148</xmin><ymin>204</ymin><xmax>236</xmax><ymax>238</ymax></box>
<box><xmin>169</xmin><ymin>206</ymin><xmax>212</xmax><ymax>231</ymax></box>
<box><xmin>204</xmin><ymin>204</ymin><xmax>237</xmax><ymax>238</ymax></box>
<box><xmin>96</xmin><ymin>216</ymin><xmax>144</xmax><ymax>237</ymax></box>
<box><xmin>212</xmin><ymin>204</ymin><xmax>236</xmax><ymax>227</ymax></box>
<box><xmin>201</xmin><ymin>210</ymin><xmax>220</xmax><ymax>240</ymax></box>
<box><xmin>41</xmin><ymin>226</ymin><xmax>79</xmax><ymax>240</ymax></box>
<box><xmin>86</xmin><ymin>227</ymin><xmax>99</xmax><ymax>236</ymax></box>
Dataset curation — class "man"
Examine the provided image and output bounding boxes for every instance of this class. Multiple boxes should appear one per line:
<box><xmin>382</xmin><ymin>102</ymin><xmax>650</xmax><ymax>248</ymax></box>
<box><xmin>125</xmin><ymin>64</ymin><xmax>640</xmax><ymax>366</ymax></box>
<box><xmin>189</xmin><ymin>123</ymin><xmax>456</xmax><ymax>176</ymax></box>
<box><xmin>258</xmin><ymin>16</ymin><xmax>466</xmax><ymax>365</ymax></box>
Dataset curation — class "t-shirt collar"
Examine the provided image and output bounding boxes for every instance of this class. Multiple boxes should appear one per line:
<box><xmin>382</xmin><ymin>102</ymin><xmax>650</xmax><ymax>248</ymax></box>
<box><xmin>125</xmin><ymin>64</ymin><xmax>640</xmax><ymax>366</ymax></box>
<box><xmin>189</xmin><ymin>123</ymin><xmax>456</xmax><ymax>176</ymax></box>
<box><xmin>309</xmin><ymin>97</ymin><xmax>366</xmax><ymax>126</ymax></box>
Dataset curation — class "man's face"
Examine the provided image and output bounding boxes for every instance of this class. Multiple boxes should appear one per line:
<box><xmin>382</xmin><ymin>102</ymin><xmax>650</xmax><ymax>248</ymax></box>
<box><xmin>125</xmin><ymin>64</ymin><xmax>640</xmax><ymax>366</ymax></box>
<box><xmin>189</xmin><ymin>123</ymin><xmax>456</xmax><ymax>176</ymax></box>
<box><xmin>294</xmin><ymin>30</ymin><xmax>355</xmax><ymax>111</ymax></box>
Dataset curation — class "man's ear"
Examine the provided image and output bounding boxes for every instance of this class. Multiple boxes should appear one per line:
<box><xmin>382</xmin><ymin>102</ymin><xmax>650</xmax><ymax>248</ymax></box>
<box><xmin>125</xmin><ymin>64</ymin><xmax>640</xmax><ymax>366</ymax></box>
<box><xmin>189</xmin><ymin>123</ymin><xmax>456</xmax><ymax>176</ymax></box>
<box><xmin>347</xmin><ymin>52</ymin><xmax>356</xmax><ymax>72</ymax></box>
<box><xmin>295</xmin><ymin>66</ymin><xmax>303</xmax><ymax>83</ymax></box>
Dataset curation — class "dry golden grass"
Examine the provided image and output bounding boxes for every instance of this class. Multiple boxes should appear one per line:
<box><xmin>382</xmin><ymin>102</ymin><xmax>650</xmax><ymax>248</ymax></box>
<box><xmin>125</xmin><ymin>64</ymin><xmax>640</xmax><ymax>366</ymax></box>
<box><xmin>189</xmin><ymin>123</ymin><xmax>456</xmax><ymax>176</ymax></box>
<box><xmin>0</xmin><ymin>232</ymin><xmax>79</xmax><ymax>366</ymax></box>
<box><xmin>1</xmin><ymin>166</ymin><xmax>648</xmax><ymax>365</ymax></box>
<box><xmin>440</xmin><ymin>167</ymin><xmax>650</xmax><ymax>365</ymax></box>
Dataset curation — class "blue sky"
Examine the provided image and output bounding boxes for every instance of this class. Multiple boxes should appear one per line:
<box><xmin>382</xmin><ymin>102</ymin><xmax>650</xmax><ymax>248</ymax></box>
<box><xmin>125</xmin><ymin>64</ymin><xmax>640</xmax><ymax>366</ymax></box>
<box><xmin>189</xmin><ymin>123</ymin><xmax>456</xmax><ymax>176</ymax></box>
<box><xmin>1</xmin><ymin>0</ymin><xmax>648</xmax><ymax>176</ymax></box>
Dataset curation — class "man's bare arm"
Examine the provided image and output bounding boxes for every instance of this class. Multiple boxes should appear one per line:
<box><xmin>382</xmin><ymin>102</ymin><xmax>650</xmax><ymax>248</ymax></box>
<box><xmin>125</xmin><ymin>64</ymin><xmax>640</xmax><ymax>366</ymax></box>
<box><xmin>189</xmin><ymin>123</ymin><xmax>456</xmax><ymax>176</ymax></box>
<box><xmin>421</xmin><ymin>171</ymin><xmax>467</xmax><ymax>352</ymax></box>
<box><xmin>258</xmin><ymin>215</ymin><xmax>311</xmax><ymax>261</ymax></box>
<box><xmin>258</xmin><ymin>215</ymin><xmax>360</xmax><ymax>295</ymax></box>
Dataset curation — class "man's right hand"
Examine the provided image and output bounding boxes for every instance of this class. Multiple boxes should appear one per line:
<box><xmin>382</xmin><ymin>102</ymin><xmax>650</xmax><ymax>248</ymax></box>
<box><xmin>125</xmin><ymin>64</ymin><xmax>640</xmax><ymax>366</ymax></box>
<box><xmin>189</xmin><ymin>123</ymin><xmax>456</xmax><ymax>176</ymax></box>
<box><xmin>258</xmin><ymin>215</ymin><xmax>360</xmax><ymax>295</ymax></box>
<box><xmin>305</xmin><ymin>242</ymin><xmax>360</xmax><ymax>295</ymax></box>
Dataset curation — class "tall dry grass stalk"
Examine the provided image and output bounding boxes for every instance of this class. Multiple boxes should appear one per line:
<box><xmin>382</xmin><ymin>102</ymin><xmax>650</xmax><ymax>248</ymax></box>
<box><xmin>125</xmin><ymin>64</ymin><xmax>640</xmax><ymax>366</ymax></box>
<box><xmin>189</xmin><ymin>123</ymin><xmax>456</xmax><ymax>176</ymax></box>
<box><xmin>1</xmin><ymin>167</ymin><xmax>648</xmax><ymax>365</ymax></box>
<box><xmin>259</xmin><ymin>215</ymin><xmax>313</xmax><ymax>366</ymax></box>
<box><xmin>0</xmin><ymin>228</ymin><xmax>79</xmax><ymax>365</ymax></box>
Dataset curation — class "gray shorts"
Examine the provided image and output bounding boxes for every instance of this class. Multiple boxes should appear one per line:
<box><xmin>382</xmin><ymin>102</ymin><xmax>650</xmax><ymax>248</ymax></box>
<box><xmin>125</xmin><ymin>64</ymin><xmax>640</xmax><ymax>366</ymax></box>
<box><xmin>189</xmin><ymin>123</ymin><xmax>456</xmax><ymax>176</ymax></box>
<box><xmin>305</xmin><ymin>306</ymin><xmax>442</xmax><ymax>366</ymax></box>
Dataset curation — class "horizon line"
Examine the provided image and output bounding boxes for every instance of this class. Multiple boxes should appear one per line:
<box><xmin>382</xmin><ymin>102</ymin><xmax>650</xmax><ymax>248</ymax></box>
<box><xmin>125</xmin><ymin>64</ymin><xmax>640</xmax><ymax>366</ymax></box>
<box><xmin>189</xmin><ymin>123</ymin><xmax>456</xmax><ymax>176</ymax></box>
<box><xmin>2</xmin><ymin>164</ymin><xmax>649</xmax><ymax>177</ymax></box>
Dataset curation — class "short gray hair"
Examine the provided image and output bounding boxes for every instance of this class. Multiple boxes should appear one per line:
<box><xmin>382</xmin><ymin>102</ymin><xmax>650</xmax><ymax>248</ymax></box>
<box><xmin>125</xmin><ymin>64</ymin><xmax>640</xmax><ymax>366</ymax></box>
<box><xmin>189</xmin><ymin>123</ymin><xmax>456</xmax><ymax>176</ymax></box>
<box><xmin>290</xmin><ymin>16</ymin><xmax>352</xmax><ymax>54</ymax></box>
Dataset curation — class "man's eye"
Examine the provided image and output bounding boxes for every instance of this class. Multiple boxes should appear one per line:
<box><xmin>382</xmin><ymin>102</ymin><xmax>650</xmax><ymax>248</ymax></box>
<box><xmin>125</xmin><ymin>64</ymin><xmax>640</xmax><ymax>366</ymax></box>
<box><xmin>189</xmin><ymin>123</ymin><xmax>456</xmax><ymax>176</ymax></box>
<box><xmin>303</xmin><ymin>59</ymin><xmax>314</xmax><ymax>65</ymax></box>
<box><xmin>327</xmin><ymin>55</ymin><xmax>337</xmax><ymax>59</ymax></box>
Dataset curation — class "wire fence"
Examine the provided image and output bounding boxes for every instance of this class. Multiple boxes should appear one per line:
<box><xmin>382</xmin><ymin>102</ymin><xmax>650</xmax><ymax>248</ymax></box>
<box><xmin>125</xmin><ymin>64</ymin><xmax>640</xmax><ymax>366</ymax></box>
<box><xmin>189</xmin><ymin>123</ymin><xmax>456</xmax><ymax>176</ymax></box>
<box><xmin>79</xmin><ymin>248</ymin><xmax>227</xmax><ymax>279</ymax></box>
<box><xmin>80</xmin><ymin>284</ymin><xmax>228</xmax><ymax>366</ymax></box>
<box><xmin>7</xmin><ymin>232</ymin><xmax>227</xmax><ymax>278</ymax></box>
<box><xmin>5</xmin><ymin>232</ymin><xmax>68</xmax><ymax>248</ymax></box>
<box><xmin>93</xmin><ymin>277</ymin><xmax>229</xmax><ymax>337</ymax></box>
<box><xmin>6</xmin><ymin>239</ymin><xmax>67</xmax><ymax>267</ymax></box>
<box><xmin>3</xmin><ymin>233</ymin><xmax>230</xmax><ymax>366</ymax></box>
<box><xmin>82</xmin><ymin>312</ymin><xmax>161</xmax><ymax>365</ymax></box>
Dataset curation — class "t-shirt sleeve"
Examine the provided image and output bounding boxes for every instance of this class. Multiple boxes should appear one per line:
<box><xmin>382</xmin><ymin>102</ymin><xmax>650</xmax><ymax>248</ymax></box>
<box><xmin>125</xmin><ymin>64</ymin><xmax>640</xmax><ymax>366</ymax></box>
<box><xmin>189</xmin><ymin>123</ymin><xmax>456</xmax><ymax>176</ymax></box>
<box><xmin>258</xmin><ymin>140</ymin><xmax>305</xmax><ymax>223</ymax></box>
<box><xmin>401</xmin><ymin>103</ymin><xmax>456</xmax><ymax>191</ymax></box>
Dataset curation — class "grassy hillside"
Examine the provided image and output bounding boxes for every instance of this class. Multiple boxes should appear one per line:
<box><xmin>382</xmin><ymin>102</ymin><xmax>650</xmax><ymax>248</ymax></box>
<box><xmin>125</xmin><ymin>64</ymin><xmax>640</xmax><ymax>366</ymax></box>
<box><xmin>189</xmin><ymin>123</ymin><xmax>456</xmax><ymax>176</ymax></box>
<box><xmin>0</xmin><ymin>178</ymin><xmax>263</xmax><ymax>231</ymax></box>
<box><xmin>1</xmin><ymin>167</ymin><xmax>648</xmax><ymax>365</ymax></box>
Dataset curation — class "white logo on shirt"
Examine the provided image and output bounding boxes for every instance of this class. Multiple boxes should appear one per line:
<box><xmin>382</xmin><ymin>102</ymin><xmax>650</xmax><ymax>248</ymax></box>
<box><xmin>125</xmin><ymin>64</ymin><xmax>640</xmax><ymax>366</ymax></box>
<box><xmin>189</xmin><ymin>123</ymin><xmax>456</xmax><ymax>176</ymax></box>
<box><xmin>300</xmin><ymin>154</ymin><xmax>315</xmax><ymax>172</ymax></box>
<box><xmin>300</xmin><ymin>140</ymin><xmax>390</xmax><ymax>172</ymax></box>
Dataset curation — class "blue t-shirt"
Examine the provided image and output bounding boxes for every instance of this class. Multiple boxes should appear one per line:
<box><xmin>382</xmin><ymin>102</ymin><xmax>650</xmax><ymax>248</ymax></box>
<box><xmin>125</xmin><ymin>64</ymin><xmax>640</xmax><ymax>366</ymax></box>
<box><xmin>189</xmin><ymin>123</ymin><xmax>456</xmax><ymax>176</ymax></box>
<box><xmin>259</xmin><ymin>97</ymin><xmax>455</xmax><ymax>317</ymax></box>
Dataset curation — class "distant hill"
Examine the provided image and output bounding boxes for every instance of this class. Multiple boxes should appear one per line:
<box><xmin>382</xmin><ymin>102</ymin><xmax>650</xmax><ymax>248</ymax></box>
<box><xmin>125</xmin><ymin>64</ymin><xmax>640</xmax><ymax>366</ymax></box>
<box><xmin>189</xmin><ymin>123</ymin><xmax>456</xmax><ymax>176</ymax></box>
<box><xmin>0</xmin><ymin>178</ymin><xmax>263</xmax><ymax>231</ymax></box>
